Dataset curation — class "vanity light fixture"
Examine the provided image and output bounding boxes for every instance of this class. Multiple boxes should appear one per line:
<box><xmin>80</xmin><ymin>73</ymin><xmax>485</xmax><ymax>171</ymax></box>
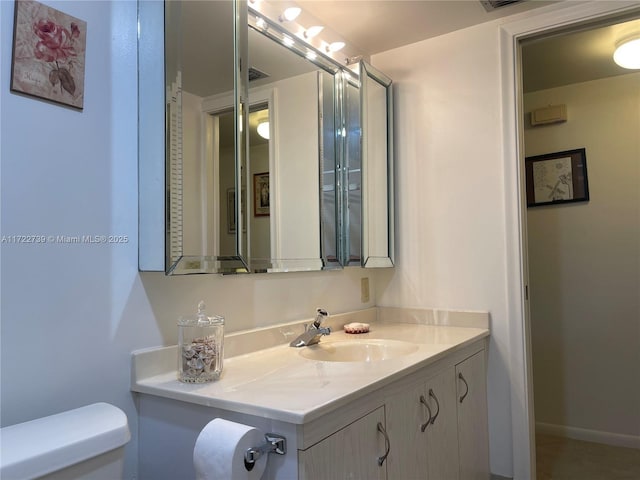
<box><xmin>613</xmin><ymin>35</ymin><xmax>640</xmax><ymax>69</ymax></box>
<box><xmin>303</xmin><ymin>25</ymin><xmax>324</xmax><ymax>39</ymax></box>
<box><xmin>279</xmin><ymin>7</ymin><xmax>301</xmax><ymax>22</ymax></box>
<box><xmin>257</xmin><ymin>121</ymin><xmax>270</xmax><ymax>140</ymax></box>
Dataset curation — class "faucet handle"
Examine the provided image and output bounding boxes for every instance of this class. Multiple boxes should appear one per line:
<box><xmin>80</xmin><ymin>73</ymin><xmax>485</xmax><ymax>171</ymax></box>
<box><xmin>313</xmin><ymin>308</ymin><xmax>329</xmax><ymax>328</ymax></box>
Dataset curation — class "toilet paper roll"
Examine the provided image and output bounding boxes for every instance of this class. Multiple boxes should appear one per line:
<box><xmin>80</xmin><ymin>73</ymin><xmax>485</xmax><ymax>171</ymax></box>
<box><xmin>193</xmin><ymin>418</ymin><xmax>267</xmax><ymax>480</ymax></box>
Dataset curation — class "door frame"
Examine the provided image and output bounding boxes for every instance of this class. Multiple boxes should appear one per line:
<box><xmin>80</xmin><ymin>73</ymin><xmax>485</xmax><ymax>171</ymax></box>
<box><xmin>499</xmin><ymin>1</ymin><xmax>640</xmax><ymax>478</ymax></box>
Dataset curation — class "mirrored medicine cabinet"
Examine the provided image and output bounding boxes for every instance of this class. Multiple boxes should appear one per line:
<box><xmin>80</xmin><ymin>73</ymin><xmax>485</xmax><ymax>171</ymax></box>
<box><xmin>138</xmin><ymin>0</ymin><xmax>394</xmax><ymax>275</ymax></box>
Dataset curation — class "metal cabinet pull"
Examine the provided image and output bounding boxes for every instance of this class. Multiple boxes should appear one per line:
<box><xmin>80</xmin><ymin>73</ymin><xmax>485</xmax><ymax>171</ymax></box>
<box><xmin>428</xmin><ymin>389</ymin><xmax>440</xmax><ymax>424</ymax></box>
<box><xmin>419</xmin><ymin>395</ymin><xmax>432</xmax><ymax>432</ymax></box>
<box><xmin>458</xmin><ymin>373</ymin><xmax>469</xmax><ymax>403</ymax></box>
<box><xmin>377</xmin><ymin>422</ymin><xmax>390</xmax><ymax>466</ymax></box>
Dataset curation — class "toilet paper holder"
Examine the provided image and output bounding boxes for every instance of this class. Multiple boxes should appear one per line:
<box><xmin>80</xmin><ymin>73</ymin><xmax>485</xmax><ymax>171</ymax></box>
<box><xmin>243</xmin><ymin>433</ymin><xmax>286</xmax><ymax>471</ymax></box>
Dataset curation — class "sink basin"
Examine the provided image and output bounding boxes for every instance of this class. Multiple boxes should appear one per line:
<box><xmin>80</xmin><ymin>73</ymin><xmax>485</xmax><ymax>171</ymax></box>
<box><xmin>298</xmin><ymin>339</ymin><xmax>419</xmax><ymax>363</ymax></box>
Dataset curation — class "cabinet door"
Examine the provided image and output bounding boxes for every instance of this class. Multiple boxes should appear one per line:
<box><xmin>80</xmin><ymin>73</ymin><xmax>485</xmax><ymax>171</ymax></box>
<box><xmin>456</xmin><ymin>351</ymin><xmax>489</xmax><ymax>480</ymax></box>
<box><xmin>424</xmin><ymin>367</ymin><xmax>459</xmax><ymax>480</ymax></box>
<box><xmin>298</xmin><ymin>407</ymin><xmax>387</xmax><ymax>480</ymax></box>
<box><xmin>385</xmin><ymin>382</ymin><xmax>428</xmax><ymax>479</ymax></box>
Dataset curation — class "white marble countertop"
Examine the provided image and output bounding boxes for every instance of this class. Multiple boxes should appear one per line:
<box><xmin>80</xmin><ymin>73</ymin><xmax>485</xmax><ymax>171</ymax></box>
<box><xmin>132</xmin><ymin>309</ymin><xmax>489</xmax><ymax>425</ymax></box>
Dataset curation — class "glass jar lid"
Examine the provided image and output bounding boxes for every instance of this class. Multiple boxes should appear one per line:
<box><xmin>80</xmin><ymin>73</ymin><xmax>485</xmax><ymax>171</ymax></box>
<box><xmin>178</xmin><ymin>301</ymin><xmax>224</xmax><ymax>327</ymax></box>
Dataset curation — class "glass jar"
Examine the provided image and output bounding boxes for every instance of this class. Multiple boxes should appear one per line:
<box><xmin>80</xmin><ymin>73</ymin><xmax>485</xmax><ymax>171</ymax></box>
<box><xmin>178</xmin><ymin>301</ymin><xmax>224</xmax><ymax>383</ymax></box>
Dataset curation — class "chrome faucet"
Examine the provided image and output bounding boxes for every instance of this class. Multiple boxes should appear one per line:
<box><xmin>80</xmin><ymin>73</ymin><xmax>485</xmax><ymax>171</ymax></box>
<box><xmin>289</xmin><ymin>309</ymin><xmax>331</xmax><ymax>347</ymax></box>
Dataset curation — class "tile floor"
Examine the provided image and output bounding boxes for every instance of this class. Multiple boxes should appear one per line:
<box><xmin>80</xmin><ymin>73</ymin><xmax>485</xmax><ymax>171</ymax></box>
<box><xmin>535</xmin><ymin>434</ymin><xmax>640</xmax><ymax>480</ymax></box>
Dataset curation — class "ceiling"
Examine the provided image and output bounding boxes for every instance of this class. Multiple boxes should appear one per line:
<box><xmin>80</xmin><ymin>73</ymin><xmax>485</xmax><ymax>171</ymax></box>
<box><xmin>299</xmin><ymin>0</ymin><xmax>556</xmax><ymax>56</ymax></box>
<box><xmin>295</xmin><ymin>1</ymin><xmax>640</xmax><ymax>91</ymax></box>
<box><xmin>179</xmin><ymin>1</ymin><xmax>640</xmax><ymax>98</ymax></box>
<box><xmin>521</xmin><ymin>16</ymin><xmax>640</xmax><ymax>92</ymax></box>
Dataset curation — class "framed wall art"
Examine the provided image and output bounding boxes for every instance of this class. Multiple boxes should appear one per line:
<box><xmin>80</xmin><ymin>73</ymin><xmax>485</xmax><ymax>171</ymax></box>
<box><xmin>525</xmin><ymin>148</ymin><xmax>590</xmax><ymax>207</ymax></box>
<box><xmin>11</xmin><ymin>0</ymin><xmax>87</xmax><ymax>109</ymax></box>
<box><xmin>253</xmin><ymin>172</ymin><xmax>270</xmax><ymax>217</ymax></box>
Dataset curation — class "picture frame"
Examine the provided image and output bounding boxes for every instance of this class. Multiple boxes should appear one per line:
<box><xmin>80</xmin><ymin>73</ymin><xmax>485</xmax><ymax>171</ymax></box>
<box><xmin>253</xmin><ymin>172</ymin><xmax>270</xmax><ymax>217</ymax></box>
<box><xmin>525</xmin><ymin>148</ymin><xmax>589</xmax><ymax>207</ymax></box>
<box><xmin>11</xmin><ymin>0</ymin><xmax>87</xmax><ymax>110</ymax></box>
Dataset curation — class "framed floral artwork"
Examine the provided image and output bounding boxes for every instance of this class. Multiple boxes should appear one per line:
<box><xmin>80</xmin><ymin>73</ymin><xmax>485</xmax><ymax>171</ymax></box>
<box><xmin>10</xmin><ymin>0</ymin><xmax>87</xmax><ymax>109</ymax></box>
<box><xmin>525</xmin><ymin>148</ymin><xmax>590</xmax><ymax>207</ymax></box>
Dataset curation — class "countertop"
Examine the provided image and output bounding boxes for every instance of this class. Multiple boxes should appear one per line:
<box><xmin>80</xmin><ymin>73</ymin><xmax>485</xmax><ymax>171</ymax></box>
<box><xmin>132</xmin><ymin>312</ymin><xmax>489</xmax><ymax>425</ymax></box>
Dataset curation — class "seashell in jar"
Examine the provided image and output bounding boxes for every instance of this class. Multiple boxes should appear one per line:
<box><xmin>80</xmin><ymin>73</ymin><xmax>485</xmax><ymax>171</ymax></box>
<box><xmin>187</xmin><ymin>358</ymin><xmax>204</xmax><ymax>370</ymax></box>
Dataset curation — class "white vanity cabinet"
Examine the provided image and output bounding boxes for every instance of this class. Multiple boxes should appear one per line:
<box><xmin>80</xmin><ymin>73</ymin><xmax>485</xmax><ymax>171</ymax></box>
<box><xmin>383</xmin><ymin>351</ymin><xmax>488</xmax><ymax>480</ymax></box>
<box><xmin>456</xmin><ymin>350</ymin><xmax>490</xmax><ymax>480</ymax></box>
<box><xmin>298</xmin><ymin>342</ymin><xmax>488</xmax><ymax>480</ymax></box>
<box><xmin>298</xmin><ymin>407</ymin><xmax>387</xmax><ymax>480</ymax></box>
<box><xmin>132</xmin><ymin>319</ymin><xmax>490</xmax><ymax>480</ymax></box>
<box><xmin>385</xmin><ymin>366</ymin><xmax>460</xmax><ymax>480</ymax></box>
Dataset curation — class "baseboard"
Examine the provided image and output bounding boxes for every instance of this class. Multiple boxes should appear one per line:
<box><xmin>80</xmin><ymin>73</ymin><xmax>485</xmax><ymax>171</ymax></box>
<box><xmin>536</xmin><ymin>422</ymin><xmax>640</xmax><ymax>449</ymax></box>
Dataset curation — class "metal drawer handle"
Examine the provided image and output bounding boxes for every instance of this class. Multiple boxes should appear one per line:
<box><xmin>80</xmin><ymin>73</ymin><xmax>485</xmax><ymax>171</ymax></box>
<box><xmin>419</xmin><ymin>395</ymin><xmax>432</xmax><ymax>432</ymax></box>
<box><xmin>377</xmin><ymin>422</ymin><xmax>390</xmax><ymax>466</ymax></box>
<box><xmin>429</xmin><ymin>389</ymin><xmax>440</xmax><ymax>424</ymax></box>
<box><xmin>458</xmin><ymin>373</ymin><xmax>469</xmax><ymax>403</ymax></box>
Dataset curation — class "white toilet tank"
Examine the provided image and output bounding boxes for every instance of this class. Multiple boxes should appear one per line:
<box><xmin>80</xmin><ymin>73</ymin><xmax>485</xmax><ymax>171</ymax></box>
<box><xmin>0</xmin><ymin>403</ymin><xmax>131</xmax><ymax>480</ymax></box>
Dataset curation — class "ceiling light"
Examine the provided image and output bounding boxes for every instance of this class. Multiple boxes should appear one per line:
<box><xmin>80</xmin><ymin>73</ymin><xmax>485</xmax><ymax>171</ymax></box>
<box><xmin>326</xmin><ymin>41</ymin><xmax>345</xmax><ymax>53</ymax></box>
<box><xmin>613</xmin><ymin>36</ymin><xmax>640</xmax><ymax>69</ymax></box>
<box><xmin>257</xmin><ymin>121</ymin><xmax>270</xmax><ymax>140</ymax></box>
<box><xmin>279</xmin><ymin>7</ymin><xmax>301</xmax><ymax>22</ymax></box>
<box><xmin>304</xmin><ymin>25</ymin><xmax>324</xmax><ymax>39</ymax></box>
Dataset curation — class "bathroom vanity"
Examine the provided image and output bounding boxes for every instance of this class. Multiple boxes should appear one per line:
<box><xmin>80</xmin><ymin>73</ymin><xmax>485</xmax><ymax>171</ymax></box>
<box><xmin>132</xmin><ymin>308</ymin><xmax>489</xmax><ymax>479</ymax></box>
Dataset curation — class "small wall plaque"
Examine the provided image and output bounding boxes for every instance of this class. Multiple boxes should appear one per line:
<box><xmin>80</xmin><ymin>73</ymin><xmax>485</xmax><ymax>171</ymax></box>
<box><xmin>10</xmin><ymin>0</ymin><xmax>87</xmax><ymax>110</ymax></box>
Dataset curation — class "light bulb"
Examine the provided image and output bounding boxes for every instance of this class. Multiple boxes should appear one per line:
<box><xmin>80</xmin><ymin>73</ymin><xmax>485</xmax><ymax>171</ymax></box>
<box><xmin>327</xmin><ymin>41</ymin><xmax>345</xmax><ymax>53</ymax></box>
<box><xmin>613</xmin><ymin>37</ymin><xmax>640</xmax><ymax>69</ymax></box>
<box><xmin>280</xmin><ymin>7</ymin><xmax>301</xmax><ymax>22</ymax></box>
<box><xmin>257</xmin><ymin>121</ymin><xmax>270</xmax><ymax>140</ymax></box>
<box><xmin>304</xmin><ymin>25</ymin><xmax>324</xmax><ymax>39</ymax></box>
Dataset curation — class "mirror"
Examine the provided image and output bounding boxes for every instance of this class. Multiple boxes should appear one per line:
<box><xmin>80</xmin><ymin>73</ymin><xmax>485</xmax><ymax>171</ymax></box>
<box><xmin>244</xmin><ymin>14</ymin><xmax>341</xmax><ymax>272</ymax></box>
<box><xmin>359</xmin><ymin>61</ymin><xmax>394</xmax><ymax>267</ymax></box>
<box><xmin>139</xmin><ymin>0</ymin><xmax>248</xmax><ymax>274</ymax></box>
<box><xmin>138</xmin><ymin>0</ymin><xmax>394</xmax><ymax>274</ymax></box>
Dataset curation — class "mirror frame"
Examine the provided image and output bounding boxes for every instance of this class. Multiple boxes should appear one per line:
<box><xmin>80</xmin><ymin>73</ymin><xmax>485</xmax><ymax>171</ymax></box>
<box><xmin>359</xmin><ymin>61</ymin><xmax>394</xmax><ymax>268</ymax></box>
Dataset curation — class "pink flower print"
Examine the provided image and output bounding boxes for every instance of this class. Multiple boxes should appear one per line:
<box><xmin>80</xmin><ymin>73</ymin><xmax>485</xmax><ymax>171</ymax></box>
<box><xmin>33</xmin><ymin>20</ymin><xmax>77</xmax><ymax>63</ymax></box>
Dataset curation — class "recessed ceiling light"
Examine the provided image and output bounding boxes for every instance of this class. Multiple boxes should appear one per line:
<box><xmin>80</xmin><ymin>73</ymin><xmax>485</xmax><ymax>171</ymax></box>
<box><xmin>257</xmin><ymin>121</ymin><xmax>270</xmax><ymax>140</ymax></box>
<box><xmin>614</xmin><ymin>36</ymin><xmax>640</xmax><ymax>69</ymax></box>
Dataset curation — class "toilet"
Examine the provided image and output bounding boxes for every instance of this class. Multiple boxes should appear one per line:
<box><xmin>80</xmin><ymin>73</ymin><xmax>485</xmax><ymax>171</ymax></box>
<box><xmin>0</xmin><ymin>403</ymin><xmax>130</xmax><ymax>480</ymax></box>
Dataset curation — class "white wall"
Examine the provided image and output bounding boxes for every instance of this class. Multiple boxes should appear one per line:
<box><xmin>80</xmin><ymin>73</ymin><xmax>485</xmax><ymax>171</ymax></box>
<box><xmin>524</xmin><ymin>74</ymin><xmax>640</xmax><ymax>442</ymax></box>
<box><xmin>372</xmin><ymin>3</ymin><xmax>640</xmax><ymax>476</ymax></box>
<box><xmin>373</xmin><ymin>20</ymin><xmax>516</xmax><ymax>476</ymax></box>
<box><xmin>0</xmin><ymin>2</ymin><xmax>375</xmax><ymax>479</ymax></box>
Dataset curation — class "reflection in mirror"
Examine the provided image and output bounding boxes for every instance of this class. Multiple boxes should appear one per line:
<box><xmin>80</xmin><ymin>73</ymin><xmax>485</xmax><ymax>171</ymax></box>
<box><xmin>164</xmin><ymin>0</ymin><xmax>247</xmax><ymax>274</ymax></box>
<box><xmin>342</xmin><ymin>71</ymin><xmax>362</xmax><ymax>266</ymax></box>
<box><xmin>360</xmin><ymin>61</ymin><xmax>394</xmax><ymax>267</ymax></box>
<box><xmin>245</xmin><ymin>12</ymin><xmax>341</xmax><ymax>272</ymax></box>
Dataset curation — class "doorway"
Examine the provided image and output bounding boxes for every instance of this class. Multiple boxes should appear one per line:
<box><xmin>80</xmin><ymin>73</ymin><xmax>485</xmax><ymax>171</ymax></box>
<box><xmin>520</xmin><ymin>14</ymin><xmax>640</xmax><ymax>479</ymax></box>
<box><xmin>499</xmin><ymin>2</ymin><xmax>640</xmax><ymax>478</ymax></box>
